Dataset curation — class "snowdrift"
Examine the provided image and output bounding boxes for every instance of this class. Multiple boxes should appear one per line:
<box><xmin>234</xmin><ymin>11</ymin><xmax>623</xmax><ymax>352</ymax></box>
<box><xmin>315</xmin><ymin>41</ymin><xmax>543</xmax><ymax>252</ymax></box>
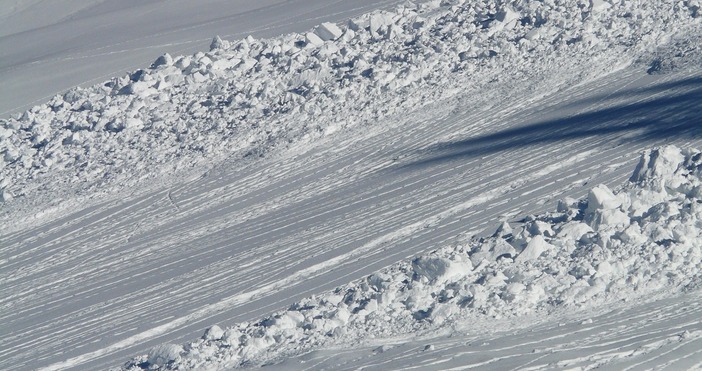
<box><xmin>125</xmin><ymin>145</ymin><xmax>702</xmax><ymax>369</ymax></box>
<box><xmin>1</xmin><ymin>0</ymin><xmax>700</xmax><ymax>229</ymax></box>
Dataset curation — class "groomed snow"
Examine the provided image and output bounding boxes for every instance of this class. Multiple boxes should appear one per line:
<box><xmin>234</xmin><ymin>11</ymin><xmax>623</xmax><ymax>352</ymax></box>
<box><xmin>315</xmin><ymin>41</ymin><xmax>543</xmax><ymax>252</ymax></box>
<box><xmin>1</xmin><ymin>0</ymin><xmax>702</xmax><ymax>370</ymax></box>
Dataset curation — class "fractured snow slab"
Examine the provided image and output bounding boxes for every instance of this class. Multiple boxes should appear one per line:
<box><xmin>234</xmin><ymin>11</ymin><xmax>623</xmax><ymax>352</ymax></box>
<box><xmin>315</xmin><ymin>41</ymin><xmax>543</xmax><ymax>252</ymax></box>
<box><xmin>315</xmin><ymin>22</ymin><xmax>343</xmax><ymax>41</ymax></box>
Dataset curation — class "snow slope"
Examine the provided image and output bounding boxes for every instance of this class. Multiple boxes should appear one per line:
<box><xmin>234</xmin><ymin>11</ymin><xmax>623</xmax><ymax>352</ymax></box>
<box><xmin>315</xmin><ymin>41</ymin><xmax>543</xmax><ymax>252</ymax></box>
<box><xmin>1</xmin><ymin>0</ymin><xmax>702</xmax><ymax>370</ymax></box>
<box><xmin>150</xmin><ymin>145</ymin><xmax>702</xmax><ymax>370</ymax></box>
<box><xmin>0</xmin><ymin>0</ymin><xmax>403</xmax><ymax>116</ymax></box>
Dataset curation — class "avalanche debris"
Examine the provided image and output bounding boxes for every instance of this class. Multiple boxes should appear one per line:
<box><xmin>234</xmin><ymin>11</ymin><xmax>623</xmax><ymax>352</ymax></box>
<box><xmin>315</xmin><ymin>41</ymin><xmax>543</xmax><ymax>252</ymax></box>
<box><xmin>2</xmin><ymin>0</ymin><xmax>700</xmax><ymax>232</ymax></box>
<box><xmin>125</xmin><ymin>146</ymin><xmax>702</xmax><ymax>369</ymax></box>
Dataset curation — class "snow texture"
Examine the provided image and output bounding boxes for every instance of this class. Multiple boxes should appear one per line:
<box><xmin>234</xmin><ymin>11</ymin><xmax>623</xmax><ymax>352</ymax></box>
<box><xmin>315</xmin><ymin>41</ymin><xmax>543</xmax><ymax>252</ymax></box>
<box><xmin>1</xmin><ymin>0</ymin><xmax>702</xmax><ymax>369</ymax></box>
<box><xmin>2</xmin><ymin>0</ymin><xmax>700</xmax><ymax>232</ymax></box>
<box><xmin>122</xmin><ymin>145</ymin><xmax>702</xmax><ymax>369</ymax></box>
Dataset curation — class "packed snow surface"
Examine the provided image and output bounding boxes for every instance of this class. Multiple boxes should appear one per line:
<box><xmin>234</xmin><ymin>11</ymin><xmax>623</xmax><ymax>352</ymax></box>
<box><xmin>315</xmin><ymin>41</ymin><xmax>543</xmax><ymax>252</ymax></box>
<box><xmin>1</xmin><ymin>0</ymin><xmax>702</xmax><ymax>370</ymax></box>
<box><xmin>125</xmin><ymin>145</ymin><xmax>702</xmax><ymax>369</ymax></box>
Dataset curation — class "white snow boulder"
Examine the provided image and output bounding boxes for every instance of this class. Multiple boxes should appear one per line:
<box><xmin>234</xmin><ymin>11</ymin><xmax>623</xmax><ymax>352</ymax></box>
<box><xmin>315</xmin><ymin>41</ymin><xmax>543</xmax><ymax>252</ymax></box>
<box><xmin>210</xmin><ymin>35</ymin><xmax>231</xmax><ymax>51</ymax></box>
<box><xmin>515</xmin><ymin>235</ymin><xmax>552</xmax><ymax>263</ymax></box>
<box><xmin>369</xmin><ymin>12</ymin><xmax>395</xmax><ymax>33</ymax></box>
<box><xmin>630</xmin><ymin>146</ymin><xmax>684</xmax><ymax>184</ymax></box>
<box><xmin>495</xmin><ymin>7</ymin><xmax>520</xmax><ymax>30</ymax></box>
<box><xmin>315</xmin><ymin>22</ymin><xmax>343</xmax><ymax>41</ymax></box>
<box><xmin>586</xmin><ymin>184</ymin><xmax>621</xmax><ymax>214</ymax></box>
<box><xmin>590</xmin><ymin>0</ymin><xmax>611</xmax><ymax>12</ymax></box>
<box><xmin>557</xmin><ymin>222</ymin><xmax>594</xmax><ymax>241</ymax></box>
<box><xmin>268</xmin><ymin>311</ymin><xmax>305</xmax><ymax>330</ymax></box>
<box><xmin>147</xmin><ymin>344</ymin><xmax>182</xmax><ymax>367</ymax></box>
<box><xmin>412</xmin><ymin>256</ymin><xmax>471</xmax><ymax>283</ymax></box>
<box><xmin>0</xmin><ymin>190</ymin><xmax>13</xmax><ymax>203</ymax></box>
<box><xmin>152</xmin><ymin>53</ymin><xmax>173</xmax><ymax>68</ymax></box>
<box><xmin>304</xmin><ymin>32</ymin><xmax>324</xmax><ymax>47</ymax></box>
<box><xmin>470</xmin><ymin>238</ymin><xmax>517</xmax><ymax>265</ymax></box>
<box><xmin>203</xmin><ymin>325</ymin><xmax>225</xmax><ymax>341</ymax></box>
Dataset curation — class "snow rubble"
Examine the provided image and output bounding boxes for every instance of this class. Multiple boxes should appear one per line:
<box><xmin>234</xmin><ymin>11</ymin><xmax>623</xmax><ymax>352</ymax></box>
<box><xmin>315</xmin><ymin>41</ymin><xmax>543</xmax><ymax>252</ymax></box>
<box><xmin>122</xmin><ymin>145</ymin><xmax>702</xmax><ymax>369</ymax></box>
<box><xmin>1</xmin><ymin>0</ymin><xmax>700</xmax><ymax>230</ymax></box>
<box><xmin>127</xmin><ymin>101</ymin><xmax>702</xmax><ymax>364</ymax></box>
<box><xmin>0</xmin><ymin>0</ymin><xmax>700</xmax><ymax>368</ymax></box>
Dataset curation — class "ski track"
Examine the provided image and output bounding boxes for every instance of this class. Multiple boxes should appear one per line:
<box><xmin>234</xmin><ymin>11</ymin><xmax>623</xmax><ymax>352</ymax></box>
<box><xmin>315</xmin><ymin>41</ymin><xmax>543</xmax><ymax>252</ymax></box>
<box><xmin>2</xmin><ymin>60</ymin><xmax>701</xmax><ymax>369</ymax></box>
<box><xmin>296</xmin><ymin>293</ymin><xmax>702</xmax><ymax>370</ymax></box>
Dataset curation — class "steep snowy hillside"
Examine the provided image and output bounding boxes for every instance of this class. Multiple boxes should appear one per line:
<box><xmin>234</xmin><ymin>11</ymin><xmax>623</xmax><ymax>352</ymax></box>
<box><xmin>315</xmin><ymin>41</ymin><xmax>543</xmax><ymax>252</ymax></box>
<box><xmin>1</xmin><ymin>0</ymin><xmax>701</xmax><ymax>370</ymax></box>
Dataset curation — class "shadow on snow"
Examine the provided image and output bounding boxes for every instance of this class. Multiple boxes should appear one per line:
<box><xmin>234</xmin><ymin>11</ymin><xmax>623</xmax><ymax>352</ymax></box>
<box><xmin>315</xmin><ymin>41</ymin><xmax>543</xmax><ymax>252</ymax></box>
<box><xmin>397</xmin><ymin>74</ymin><xmax>702</xmax><ymax>171</ymax></box>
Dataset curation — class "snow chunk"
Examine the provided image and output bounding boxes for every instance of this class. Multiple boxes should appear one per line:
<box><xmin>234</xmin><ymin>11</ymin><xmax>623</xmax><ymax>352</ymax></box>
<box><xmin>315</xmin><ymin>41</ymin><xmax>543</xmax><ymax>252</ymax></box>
<box><xmin>516</xmin><ymin>235</ymin><xmax>552</xmax><ymax>263</ymax></box>
<box><xmin>304</xmin><ymin>32</ymin><xmax>324</xmax><ymax>47</ymax></box>
<box><xmin>412</xmin><ymin>256</ymin><xmax>471</xmax><ymax>283</ymax></box>
<box><xmin>152</xmin><ymin>53</ymin><xmax>173</xmax><ymax>68</ymax></box>
<box><xmin>630</xmin><ymin>146</ymin><xmax>685</xmax><ymax>184</ymax></box>
<box><xmin>210</xmin><ymin>35</ymin><xmax>231</xmax><ymax>51</ymax></box>
<box><xmin>203</xmin><ymin>325</ymin><xmax>224</xmax><ymax>341</ymax></box>
<box><xmin>496</xmin><ymin>7</ymin><xmax>520</xmax><ymax>30</ymax></box>
<box><xmin>268</xmin><ymin>311</ymin><xmax>305</xmax><ymax>330</ymax></box>
<box><xmin>147</xmin><ymin>344</ymin><xmax>182</xmax><ymax>367</ymax></box>
<box><xmin>590</xmin><ymin>0</ymin><xmax>612</xmax><ymax>12</ymax></box>
<box><xmin>586</xmin><ymin>184</ymin><xmax>621</xmax><ymax>214</ymax></box>
<box><xmin>369</xmin><ymin>12</ymin><xmax>395</xmax><ymax>33</ymax></box>
<box><xmin>558</xmin><ymin>222</ymin><xmax>594</xmax><ymax>241</ymax></box>
<box><xmin>315</xmin><ymin>22</ymin><xmax>343</xmax><ymax>41</ymax></box>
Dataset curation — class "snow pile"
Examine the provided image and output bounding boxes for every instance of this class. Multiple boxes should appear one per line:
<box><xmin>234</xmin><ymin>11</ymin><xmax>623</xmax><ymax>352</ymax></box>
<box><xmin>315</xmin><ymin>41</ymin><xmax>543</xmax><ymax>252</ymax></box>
<box><xmin>1</xmin><ymin>0</ymin><xmax>700</xmax><ymax>224</ymax></box>
<box><xmin>122</xmin><ymin>145</ymin><xmax>702</xmax><ymax>369</ymax></box>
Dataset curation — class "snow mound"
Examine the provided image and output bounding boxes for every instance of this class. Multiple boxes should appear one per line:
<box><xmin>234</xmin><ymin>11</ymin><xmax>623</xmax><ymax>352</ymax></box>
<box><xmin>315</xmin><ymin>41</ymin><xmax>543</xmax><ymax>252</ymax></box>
<box><xmin>1</xmin><ymin>0</ymin><xmax>700</xmax><ymax>230</ymax></box>
<box><xmin>123</xmin><ymin>145</ymin><xmax>702</xmax><ymax>369</ymax></box>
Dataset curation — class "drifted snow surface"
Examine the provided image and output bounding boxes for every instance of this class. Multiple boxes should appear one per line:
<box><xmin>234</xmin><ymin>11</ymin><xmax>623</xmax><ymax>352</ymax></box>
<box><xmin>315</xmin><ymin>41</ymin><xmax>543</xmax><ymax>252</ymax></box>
<box><xmin>1</xmin><ymin>0</ymin><xmax>702</xmax><ymax>370</ymax></box>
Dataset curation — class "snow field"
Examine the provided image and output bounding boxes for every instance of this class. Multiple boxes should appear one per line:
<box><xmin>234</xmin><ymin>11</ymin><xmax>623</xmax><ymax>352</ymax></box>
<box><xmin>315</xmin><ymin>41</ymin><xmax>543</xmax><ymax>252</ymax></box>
<box><xmin>125</xmin><ymin>146</ymin><xmax>702</xmax><ymax>369</ymax></box>
<box><xmin>2</xmin><ymin>0</ymin><xmax>700</xmax><ymax>231</ymax></box>
<box><xmin>2</xmin><ymin>0</ymin><xmax>702</xmax><ymax>369</ymax></box>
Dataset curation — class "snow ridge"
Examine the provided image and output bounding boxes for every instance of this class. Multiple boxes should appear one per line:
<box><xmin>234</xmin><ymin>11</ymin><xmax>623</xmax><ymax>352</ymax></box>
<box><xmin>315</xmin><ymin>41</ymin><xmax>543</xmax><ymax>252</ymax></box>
<box><xmin>1</xmin><ymin>0</ymin><xmax>699</xmax><ymax>229</ymax></box>
<box><xmin>124</xmin><ymin>146</ymin><xmax>702</xmax><ymax>369</ymax></box>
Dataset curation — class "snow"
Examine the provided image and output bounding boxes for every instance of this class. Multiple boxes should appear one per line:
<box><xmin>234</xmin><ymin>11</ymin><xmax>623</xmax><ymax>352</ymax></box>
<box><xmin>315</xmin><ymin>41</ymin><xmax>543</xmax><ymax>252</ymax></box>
<box><xmin>0</xmin><ymin>0</ymin><xmax>406</xmax><ymax>117</ymax></box>
<box><xmin>314</xmin><ymin>23</ymin><xmax>343</xmax><ymax>42</ymax></box>
<box><xmin>1</xmin><ymin>0</ymin><xmax>702</xmax><ymax>370</ymax></box>
<box><xmin>3</xmin><ymin>0</ymin><xmax>700</xmax><ymax>232</ymax></box>
<box><xmin>121</xmin><ymin>145</ymin><xmax>702</xmax><ymax>370</ymax></box>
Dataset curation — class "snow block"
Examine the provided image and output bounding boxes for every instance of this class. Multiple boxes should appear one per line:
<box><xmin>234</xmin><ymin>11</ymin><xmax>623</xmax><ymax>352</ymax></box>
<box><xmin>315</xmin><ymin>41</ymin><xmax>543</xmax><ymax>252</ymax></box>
<box><xmin>590</xmin><ymin>0</ymin><xmax>611</xmax><ymax>12</ymax></box>
<box><xmin>370</xmin><ymin>12</ymin><xmax>395</xmax><ymax>32</ymax></box>
<box><xmin>469</xmin><ymin>238</ymin><xmax>518</xmax><ymax>265</ymax></box>
<box><xmin>203</xmin><ymin>325</ymin><xmax>225</xmax><ymax>341</ymax></box>
<box><xmin>147</xmin><ymin>344</ymin><xmax>182</xmax><ymax>367</ymax></box>
<box><xmin>270</xmin><ymin>311</ymin><xmax>305</xmax><ymax>329</ymax></box>
<box><xmin>557</xmin><ymin>222</ymin><xmax>594</xmax><ymax>241</ymax></box>
<box><xmin>412</xmin><ymin>256</ymin><xmax>471</xmax><ymax>283</ymax></box>
<box><xmin>210</xmin><ymin>35</ymin><xmax>231</xmax><ymax>51</ymax></box>
<box><xmin>496</xmin><ymin>7</ymin><xmax>520</xmax><ymax>29</ymax></box>
<box><xmin>524</xmin><ymin>28</ymin><xmax>541</xmax><ymax>41</ymax></box>
<box><xmin>152</xmin><ymin>53</ymin><xmax>173</xmax><ymax>68</ymax></box>
<box><xmin>0</xmin><ymin>190</ymin><xmax>13</xmax><ymax>203</ymax></box>
<box><xmin>348</xmin><ymin>16</ymin><xmax>369</xmax><ymax>32</ymax></box>
<box><xmin>586</xmin><ymin>184</ymin><xmax>621</xmax><ymax>215</ymax></box>
<box><xmin>630</xmin><ymin>146</ymin><xmax>685</xmax><ymax>184</ymax></box>
<box><xmin>304</xmin><ymin>32</ymin><xmax>324</xmax><ymax>47</ymax></box>
<box><xmin>516</xmin><ymin>235</ymin><xmax>551</xmax><ymax>262</ymax></box>
<box><xmin>315</xmin><ymin>22</ymin><xmax>343</xmax><ymax>41</ymax></box>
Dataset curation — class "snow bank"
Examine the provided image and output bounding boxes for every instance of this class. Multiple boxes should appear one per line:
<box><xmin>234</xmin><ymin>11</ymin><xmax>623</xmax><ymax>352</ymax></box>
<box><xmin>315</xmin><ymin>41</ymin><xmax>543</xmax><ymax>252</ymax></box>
<box><xmin>123</xmin><ymin>146</ymin><xmax>702</xmax><ymax>369</ymax></box>
<box><xmin>1</xmin><ymin>0</ymin><xmax>700</xmax><ymax>228</ymax></box>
